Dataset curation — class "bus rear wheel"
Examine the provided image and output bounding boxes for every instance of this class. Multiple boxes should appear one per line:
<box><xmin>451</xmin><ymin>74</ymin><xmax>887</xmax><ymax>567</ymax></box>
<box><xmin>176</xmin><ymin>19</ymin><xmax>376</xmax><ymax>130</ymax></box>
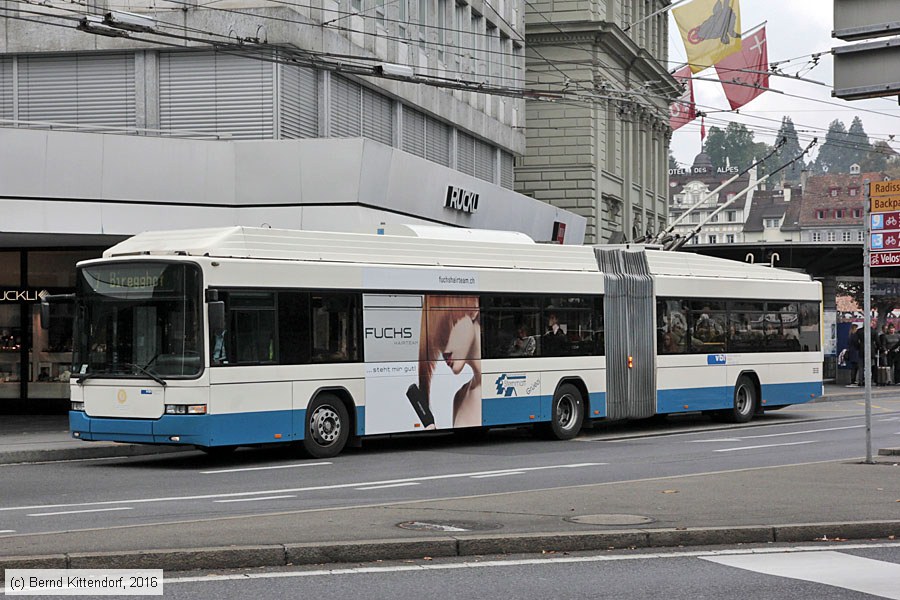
<box><xmin>725</xmin><ymin>376</ymin><xmax>757</xmax><ymax>423</ymax></box>
<box><xmin>541</xmin><ymin>383</ymin><xmax>584</xmax><ymax>440</ymax></box>
<box><xmin>303</xmin><ymin>394</ymin><xmax>350</xmax><ymax>459</ymax></box>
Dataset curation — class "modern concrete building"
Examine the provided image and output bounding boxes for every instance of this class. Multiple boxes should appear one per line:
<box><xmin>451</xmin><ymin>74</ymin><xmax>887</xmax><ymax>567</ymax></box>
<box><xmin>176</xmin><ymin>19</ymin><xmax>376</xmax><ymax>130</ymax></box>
<box><xmin>0</xmin><ymin>1</ymin><xmax>589</xmax><ymax>411</ymax></box>
<box><xmin>518</xmin><ymin>0</ymin><xmax>679</xmax><ymax>243</ymax></box>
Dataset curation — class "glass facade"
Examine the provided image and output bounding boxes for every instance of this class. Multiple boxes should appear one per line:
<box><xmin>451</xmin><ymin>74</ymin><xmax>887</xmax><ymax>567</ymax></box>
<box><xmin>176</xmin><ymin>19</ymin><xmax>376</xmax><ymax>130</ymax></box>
<box><xmin>0</xmin><ymin>249</ymin><xmax>102</xmax><ymax>412</ymax></box>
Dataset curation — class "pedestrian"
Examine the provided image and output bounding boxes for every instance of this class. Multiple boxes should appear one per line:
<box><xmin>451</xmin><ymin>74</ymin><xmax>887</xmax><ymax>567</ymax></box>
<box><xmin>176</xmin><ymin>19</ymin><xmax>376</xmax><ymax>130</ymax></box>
<box><xmin>846</xmin><ymin>324</ymin><xmax>861</xmax><ymax>387</ymax></box>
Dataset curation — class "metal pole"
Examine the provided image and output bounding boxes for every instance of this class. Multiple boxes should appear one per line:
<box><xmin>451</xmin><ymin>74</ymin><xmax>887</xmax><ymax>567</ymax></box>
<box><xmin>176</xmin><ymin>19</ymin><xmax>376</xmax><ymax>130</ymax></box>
<box><xmin>864</xmin><ymin>187</ymin><xmax>874</xmax><ymax>464</ymax></box>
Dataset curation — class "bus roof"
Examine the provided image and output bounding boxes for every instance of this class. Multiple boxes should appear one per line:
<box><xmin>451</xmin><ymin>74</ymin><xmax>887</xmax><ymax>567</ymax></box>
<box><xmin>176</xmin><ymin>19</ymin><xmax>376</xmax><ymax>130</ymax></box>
<box><xmin>102</xmin><ymin>226</ymin><xmax>599</xmax><ymax>272</ymax></box>
<box><xmin>102</xmin><ymin>226</ymin><xmax>813</xmax><ymax>283</ymax></box>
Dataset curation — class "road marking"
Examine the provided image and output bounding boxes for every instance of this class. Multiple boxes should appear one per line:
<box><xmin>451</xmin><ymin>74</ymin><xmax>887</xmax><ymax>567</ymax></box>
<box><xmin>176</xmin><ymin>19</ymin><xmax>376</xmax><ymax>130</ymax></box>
<box><xmin>27</xmin><ymin>507</ymin><xmax>134</xmax><ymax>517</ymax></box>
<box><xmin>470</xmin><ymin>471</ymin><xmax>526</xmax><ymax>479</ymax></box>
<box><xmin>703</xmin><ymin>551</ymin><xmax>900</xmax><ymax>599</ymax></box>
<box><xmin>0</xmin><ymin>530</ymin><xmax>15</xmax><ymax>533</ymax></box>
<box><xmin>355</xmin><ymin>482</ymin><xmax>420</xmax><ymax>491</ymax></box>
<box><xmin>0</xmin><ymin>462</ymin><xmax>607</xmax><ymax>513</ymax></box>
<box><xmin>687</xmin><ymin>425</ymin><xmax>863</xmax><ymax>444</ymax></box>
<box><xmin>214</xmin><ymin>495</ymin><xmax>296</xmax><ymax>503</ymax></box>
<box><xmin>164</xmin><ymin>543</ymin><xmax>900</xmax><ymax>584</ymax></box>
<box><xmin>201</xmin><ymin>462</ymin><xmax>333</xmax><ymax>475</ymax></box>
<box><xmin>715</xmin><ymin>440</ymin><xmax>817</xmax><ymax>453</ymax></box>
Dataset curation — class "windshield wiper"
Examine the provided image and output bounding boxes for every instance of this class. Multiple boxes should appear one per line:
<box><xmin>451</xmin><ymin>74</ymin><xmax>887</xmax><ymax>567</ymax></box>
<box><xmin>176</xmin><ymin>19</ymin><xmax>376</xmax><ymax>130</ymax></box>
<box><xmin>75</xmin><ymin>371</ymin><xmax>107</xmax><ymax>386</ymax></box>
<box><xmin>125</xmin><ymin>363</ymin><xmax>167</xmax><ymax>387</ymax></box>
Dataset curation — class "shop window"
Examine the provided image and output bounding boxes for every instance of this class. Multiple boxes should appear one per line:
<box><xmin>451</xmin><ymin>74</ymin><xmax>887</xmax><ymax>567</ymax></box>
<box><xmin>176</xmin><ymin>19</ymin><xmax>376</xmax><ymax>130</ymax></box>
<box><xmin>0</xmin><ymin>252</ymin><xmax>20</xmax><ymax>286</ymax></box>
<box><xmin>0</xmin><ymin>305</ymin><xmax>21</xmax><ymax>399</ymax></box>
<box><xmin>28</xmin><ymin>251</ymin><xmax>99</xmax><ymax>287</ymax></box>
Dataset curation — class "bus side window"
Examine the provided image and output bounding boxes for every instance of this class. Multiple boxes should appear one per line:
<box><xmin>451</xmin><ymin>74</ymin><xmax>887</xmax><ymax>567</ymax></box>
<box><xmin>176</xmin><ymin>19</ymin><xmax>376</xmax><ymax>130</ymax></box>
<box><xmin>657</xmin><ymin>299</ymin><xmax>686</xmax><ymax>354</ymax></box>
<box><xmin>311</xmin><ymin>293</ymin><xmax>360</xmax><ymax>363</ymax></box>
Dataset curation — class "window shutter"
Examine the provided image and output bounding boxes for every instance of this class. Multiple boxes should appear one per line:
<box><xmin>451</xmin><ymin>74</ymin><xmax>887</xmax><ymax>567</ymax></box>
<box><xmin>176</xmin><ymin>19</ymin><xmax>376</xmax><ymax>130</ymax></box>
<box><xmin>280</xmin><ymin>64</ymin><xmax>318</xmax><ymax>139</ymax></box>
<box><xmin>474</xmin><ymin>137</ymin><xmax>494</xmax><ymax>182</ymax></box>
<box><xmin>18</xmin><ymin>53</ymin><xmax>135</xmax><ymax>127</ymax></box>
<box><xmin>425</xmin><ymin>116</ymin><xmax>451</xmax><ymax>166</ymax></box>
<box><xmin>457</xmin><ymin>131</ymin><xmax>475</xmax><ymax>176</ymax></box>
<box><xmin>402</xmin><ymin>107</ymin><xmax>426</xmax><ymax>157</ymax></box>
<box><xmin>159</xmin><ymin>51</ymin><xmax>274</xmax><ymax>139</ymax></box>
<box><xmin>361</xmin><ymin>86</ymin><xmax>393</xmax><ymax>145</ymax></box>
<box><xmin>500</xmin><ymin>151</ymin><xmax>514</xmax><ymax>189</ymax></box>
<box><xmin>0</xmin><ymin>57</ymin><xmax>11</xmax><ymax>121</ymax></box>
<box><xmin>330</xmin><ymin>75</ymin><xmax>361</xmax><ymax>138</ymax></box>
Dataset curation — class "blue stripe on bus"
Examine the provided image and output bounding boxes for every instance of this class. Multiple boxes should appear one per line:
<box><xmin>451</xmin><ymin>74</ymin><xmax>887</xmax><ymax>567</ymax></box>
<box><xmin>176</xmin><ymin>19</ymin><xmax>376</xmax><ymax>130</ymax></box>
<box><xmin>483</xmin><ymin>391</ymin><xmax>607</xmax><ymax>426</ymax></box>
<box><xmin>656</xmin><ymin>380</ymin><xmax>820</xmax><ymax>414</ymax></box>
<box><xmin>71</xmin><ymin>404</ymin><xmax>369</xmax><ymax>447</ymax></box>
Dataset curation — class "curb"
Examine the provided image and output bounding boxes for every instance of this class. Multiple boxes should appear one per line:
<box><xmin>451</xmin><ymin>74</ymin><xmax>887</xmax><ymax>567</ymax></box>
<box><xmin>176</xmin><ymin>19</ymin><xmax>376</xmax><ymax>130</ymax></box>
<box><xmin>0</xmin><ymin>444</ymin><xmax>191</xmax><ymax>465</ymax></box>
<box><xmin>879</xmin><ymin>447</ymin><xmax>900</xmax><ymax>456</ymax></box>
<box><xmin>2</xmin><ymin>521</ymin><xmax>898</xmax><ymax>577</ymax></box>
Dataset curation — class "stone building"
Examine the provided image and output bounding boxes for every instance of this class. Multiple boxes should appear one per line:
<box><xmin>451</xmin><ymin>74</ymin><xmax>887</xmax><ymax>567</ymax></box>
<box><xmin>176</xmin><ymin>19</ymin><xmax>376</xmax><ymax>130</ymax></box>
<box><xmin>666</xmin><ymin>153</ymin><xmax>752</xmax><ymax>246</ymax></box>
<box><xmin>799</xmin><ymin>166</ymin><xmax>881</xmax><ymax>245</ymax></box>
<box><xmin>518</xmin><ymin>1</ymin><xmax>679</xmax><ymax>243</ymax></box>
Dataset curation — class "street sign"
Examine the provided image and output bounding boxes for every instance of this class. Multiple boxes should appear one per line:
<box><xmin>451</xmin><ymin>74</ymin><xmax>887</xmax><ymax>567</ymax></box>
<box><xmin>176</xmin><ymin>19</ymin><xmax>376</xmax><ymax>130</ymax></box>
<box><xmin>870</xmin><ymin>211</ymin><xmax>900</xmax><ymax>230</ymax></box>
<box><xmin>869</xmin><ymin>180</ymin><xmax>900</xmax><ymax>212</ymax></box>
<box><xmin>870</xmin><ymin>250</ymin><xmax>900</xmax><ymax>267</ymax></box>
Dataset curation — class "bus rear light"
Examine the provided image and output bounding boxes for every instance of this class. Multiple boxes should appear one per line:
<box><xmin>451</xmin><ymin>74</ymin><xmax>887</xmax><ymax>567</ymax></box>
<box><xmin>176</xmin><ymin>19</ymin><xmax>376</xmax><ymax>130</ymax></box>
<box><xmin>627</xmin><ymin>356</ymin><xmax>634</xmax><ymax>369</ymax></box>
<box><xmin>70</xmin><ymin>402</ymin><xmax>85</xmax><ymax>411</ymax></box>
<box><xmin>165</xmin><ymin>404</ymin><xmax>207</xmax><ymax>415</ymax></box>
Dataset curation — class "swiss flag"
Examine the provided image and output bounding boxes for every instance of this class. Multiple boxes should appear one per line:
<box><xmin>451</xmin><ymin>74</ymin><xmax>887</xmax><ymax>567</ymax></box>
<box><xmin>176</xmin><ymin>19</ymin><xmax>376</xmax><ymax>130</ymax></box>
<box><xmin>714</xmin><ymin>25</ymin><xmax>769</xmax><ymax>110</ymax></box>
<box><xmin>669</xmin><ymin>66</ymin><xmax>696</xmax><ymax>131</ymax></box>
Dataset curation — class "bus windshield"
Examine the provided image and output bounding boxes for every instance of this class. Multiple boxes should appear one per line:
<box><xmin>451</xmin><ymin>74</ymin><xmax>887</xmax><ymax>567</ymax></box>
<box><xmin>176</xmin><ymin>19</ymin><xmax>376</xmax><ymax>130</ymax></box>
<box><xmin>73</xmin><ymin>262</ymin><xmax>203</xmax><ymax>380</ymax></box>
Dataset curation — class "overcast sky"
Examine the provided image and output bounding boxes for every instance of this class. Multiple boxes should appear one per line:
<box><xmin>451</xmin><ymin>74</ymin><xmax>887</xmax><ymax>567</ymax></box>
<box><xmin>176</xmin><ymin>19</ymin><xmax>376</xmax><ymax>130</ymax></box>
<box><xmin>667</xmin><ymin>0</ymin><xmax>900</xmax><ymax>168</ymax></box>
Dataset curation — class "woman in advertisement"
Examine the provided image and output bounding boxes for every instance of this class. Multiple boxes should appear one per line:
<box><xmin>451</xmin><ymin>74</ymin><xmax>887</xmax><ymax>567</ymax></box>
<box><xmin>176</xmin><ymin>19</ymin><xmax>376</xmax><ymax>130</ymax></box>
<box><xmin>406</xmin><ymin>295</ymin><xmax>482</xmax><ymax>429</ymax></box>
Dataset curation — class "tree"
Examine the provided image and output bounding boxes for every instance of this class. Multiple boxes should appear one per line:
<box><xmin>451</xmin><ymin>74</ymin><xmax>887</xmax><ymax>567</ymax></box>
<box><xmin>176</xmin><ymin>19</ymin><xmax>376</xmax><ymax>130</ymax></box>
<box><xmin>845</xmin><ymin>116</ymin><xmax>873</xmax><ymax>168</ymax></box>
<box><xmin>839</xmin><ymin>281</ymin><xmax>900</xmax><ymax>334</ymax></box>
<box><xmin>770</xmin><ymin>116</ymin><xmax>805</xmax><ymax>183</ymax></box>
<box><xmin>669</xmin><ymin>149</ymin><xmax>679</xmax><ymax>170</ymax></box>
<box><xmin>860</xmin><ymin>140</ymin><xmax>893</xmax><ymax>172</ymax></box>
<box><xmin>814</xmin><ymin>119</ymin><xmax>851</xmax><ymax>174</ymax></box>
<box><xmin>702</xmin><ymin>122</ymin><xmax>759</xmax><ymax>171</ymax></box>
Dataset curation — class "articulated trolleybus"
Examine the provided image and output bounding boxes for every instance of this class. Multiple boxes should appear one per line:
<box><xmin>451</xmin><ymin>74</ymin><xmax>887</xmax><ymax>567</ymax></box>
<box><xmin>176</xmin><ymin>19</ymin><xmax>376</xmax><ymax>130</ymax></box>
<box><xmin>66</xmin><ymin>226</ymin><xmax>822</xmax><ymax>458</ymax></box>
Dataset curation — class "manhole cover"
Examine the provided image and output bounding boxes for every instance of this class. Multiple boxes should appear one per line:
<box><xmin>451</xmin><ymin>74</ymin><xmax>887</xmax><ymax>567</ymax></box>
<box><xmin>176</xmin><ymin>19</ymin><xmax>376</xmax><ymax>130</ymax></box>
<box><xmin>397</xmin><ymin>520</ymin><xmax>502</xmax><ymax>532</ymax></box>
<box><xmin>565</xmin><ymin>514</ymin><xmax>655</xmax><ymax>526</ymax></box>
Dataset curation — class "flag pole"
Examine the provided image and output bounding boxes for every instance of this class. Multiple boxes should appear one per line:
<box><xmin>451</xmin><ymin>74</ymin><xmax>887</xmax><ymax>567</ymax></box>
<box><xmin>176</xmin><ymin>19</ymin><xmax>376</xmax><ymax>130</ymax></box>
<box><xmin>624</xmin><ymin>0</ymin><xmax>691</xmax><ymax>31</ymax></box>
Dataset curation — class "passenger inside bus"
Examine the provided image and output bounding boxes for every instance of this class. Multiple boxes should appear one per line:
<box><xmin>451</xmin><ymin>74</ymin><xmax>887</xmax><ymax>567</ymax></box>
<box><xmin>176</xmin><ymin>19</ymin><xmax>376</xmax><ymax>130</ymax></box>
<box><xmin>507</xmin><ymin>324</ymin><xmax>536</xmax><ymax>357</ymax></box>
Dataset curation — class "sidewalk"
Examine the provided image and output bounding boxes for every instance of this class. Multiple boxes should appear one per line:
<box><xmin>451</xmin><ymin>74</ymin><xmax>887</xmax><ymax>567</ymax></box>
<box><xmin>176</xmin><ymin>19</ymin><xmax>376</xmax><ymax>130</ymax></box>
<box><xmin>0</xmin><ymin>384</ymin><xmax>898</xmax><ymax>574</ymax></box>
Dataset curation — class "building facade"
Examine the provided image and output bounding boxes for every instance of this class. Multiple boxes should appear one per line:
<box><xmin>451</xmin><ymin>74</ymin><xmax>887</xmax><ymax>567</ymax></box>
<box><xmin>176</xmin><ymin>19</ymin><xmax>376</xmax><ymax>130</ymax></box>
<box><xmin>799</xmin><ymin>167</ymin><xmax>879</xmax><ymax>245</ymax></box>
<box><xmin>0</xmin><ymin>1</ymin><xmax>592</xmax><ymax>411</ymax></box>
<box><xmin>518</xmin><ymin>0</ymin><xmax>679</xmax><ymax>243</ymax></box>
<box><xmin>666</xmin><ymin>153</ymin><xmax>752</xmax><ymax>246</ymax></box>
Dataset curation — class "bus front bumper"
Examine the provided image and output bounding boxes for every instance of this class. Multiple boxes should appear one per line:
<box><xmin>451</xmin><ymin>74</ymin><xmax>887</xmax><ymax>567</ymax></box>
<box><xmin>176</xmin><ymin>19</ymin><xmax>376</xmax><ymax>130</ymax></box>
<box><xmin>69</xmin><ymin>411</ymin><xmax>211</xmax><ymax>446</ymax></box>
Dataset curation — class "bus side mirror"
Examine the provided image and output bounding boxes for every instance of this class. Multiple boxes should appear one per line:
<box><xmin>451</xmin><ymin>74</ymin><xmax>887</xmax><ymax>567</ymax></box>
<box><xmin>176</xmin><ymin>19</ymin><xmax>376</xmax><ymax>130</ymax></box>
<box><xmin>209</xmin><ymin>301</ymin><xmax>225</xmax><ymax>331</ymax></box>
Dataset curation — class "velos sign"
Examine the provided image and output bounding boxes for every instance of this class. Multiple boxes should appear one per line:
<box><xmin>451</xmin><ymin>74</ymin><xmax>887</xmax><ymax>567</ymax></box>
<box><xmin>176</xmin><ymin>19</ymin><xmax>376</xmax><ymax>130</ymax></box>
<box><xmin>870</xmin><ymin>251</ymin><xmax>900</xmax><ymax>267</ymax></box>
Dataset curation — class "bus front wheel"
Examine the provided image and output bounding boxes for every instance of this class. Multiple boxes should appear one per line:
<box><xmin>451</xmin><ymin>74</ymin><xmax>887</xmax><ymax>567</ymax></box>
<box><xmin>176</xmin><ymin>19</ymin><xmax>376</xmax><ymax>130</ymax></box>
<box><xmin>303</xmin><ymin>394</ymin><xmax>350</xmax><ymax>459</ymax></box>
<box><xmin>725</xmin><ymin>376</ymin><xmax>757</xmax><ymax>423</ymax></box>
<box><xmin>542</xmin><ymin>383</ymin><xmax>585</xmax><ymax>440</ymax></box>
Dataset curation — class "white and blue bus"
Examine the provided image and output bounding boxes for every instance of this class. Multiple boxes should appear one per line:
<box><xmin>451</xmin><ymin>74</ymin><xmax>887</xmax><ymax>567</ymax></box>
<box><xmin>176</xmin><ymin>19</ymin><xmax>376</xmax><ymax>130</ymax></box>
<box><xmin>64</xmin><ymin>226</ymin><xmax>822</xmax><ymax>458</ymax></box>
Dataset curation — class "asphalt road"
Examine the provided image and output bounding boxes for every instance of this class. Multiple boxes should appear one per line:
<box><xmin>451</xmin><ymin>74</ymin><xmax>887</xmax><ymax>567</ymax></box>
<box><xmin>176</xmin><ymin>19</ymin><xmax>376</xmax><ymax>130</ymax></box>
<box><xmin>20</xmin><ymin>542</ymin><xmax>900</xmax><ymax>600</ymax></box>
<box><xmin>1</xmin><ymin>397</ymin><xmax>898</xmax><ymax>539</ymax></box>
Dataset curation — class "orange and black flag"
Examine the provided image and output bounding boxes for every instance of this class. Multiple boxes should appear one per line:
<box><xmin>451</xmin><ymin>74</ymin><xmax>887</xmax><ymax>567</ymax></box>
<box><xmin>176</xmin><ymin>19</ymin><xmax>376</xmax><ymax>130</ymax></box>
<box><xmin>673</xmin><ymin>0</ymin><xmax>741</xmax><ymax>73</ymax></box>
